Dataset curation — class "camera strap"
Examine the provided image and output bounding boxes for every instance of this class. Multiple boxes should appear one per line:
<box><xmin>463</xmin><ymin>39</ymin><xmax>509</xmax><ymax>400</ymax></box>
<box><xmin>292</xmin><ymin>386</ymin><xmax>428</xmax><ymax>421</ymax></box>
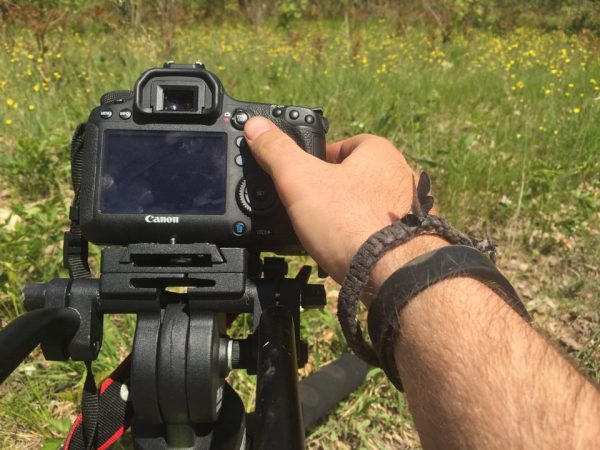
<box><xmin>64</xmin><ymin>123</ymin><xmax>91</xmax><ymax>279</ymax></box>
<box><xmin>65</xmin><ymin>92</ymin><xmax>137</xmax><ymax>448</ymax></box>
<box><xmin>64</xmin><ymin>356</ymin><xmax>133</xmax><ymax>450</ymax></box>
<box><xmin>63</xmin><ymin>123</ymin><xmax>101</xmax><ymax>448</ymax></box>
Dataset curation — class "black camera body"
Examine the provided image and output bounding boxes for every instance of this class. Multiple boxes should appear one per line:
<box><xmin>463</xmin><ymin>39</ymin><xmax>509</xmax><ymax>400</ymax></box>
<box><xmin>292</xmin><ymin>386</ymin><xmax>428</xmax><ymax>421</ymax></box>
<box><xmin>78</xmin><ymin>62</ymin><xmax>328</xmax><ymax>252</ymax></box>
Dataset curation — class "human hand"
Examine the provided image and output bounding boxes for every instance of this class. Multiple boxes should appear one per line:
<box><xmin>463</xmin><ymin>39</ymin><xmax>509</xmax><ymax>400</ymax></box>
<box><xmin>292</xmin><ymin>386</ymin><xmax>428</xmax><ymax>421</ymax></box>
<box><xmin>244</xmin><ymin>117</ymin><xmax>448</xmax><ymax>292</ymax></box>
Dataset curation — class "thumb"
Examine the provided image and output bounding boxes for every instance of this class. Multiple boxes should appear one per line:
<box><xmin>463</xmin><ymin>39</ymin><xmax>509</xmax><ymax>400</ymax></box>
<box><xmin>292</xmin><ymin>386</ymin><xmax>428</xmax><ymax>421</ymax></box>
<box><xmin>244</xmin><ymin>116</ymin><xmax>316</xmax><ymax>178</ymax></box>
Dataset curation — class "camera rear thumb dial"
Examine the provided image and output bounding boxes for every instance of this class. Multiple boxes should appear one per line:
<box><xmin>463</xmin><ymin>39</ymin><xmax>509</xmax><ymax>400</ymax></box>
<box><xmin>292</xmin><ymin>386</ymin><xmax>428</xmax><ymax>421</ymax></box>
<box><xmin>236</xmin><ymin>178</ymin><xmax>277</xmax><ymax>216</ymax></box>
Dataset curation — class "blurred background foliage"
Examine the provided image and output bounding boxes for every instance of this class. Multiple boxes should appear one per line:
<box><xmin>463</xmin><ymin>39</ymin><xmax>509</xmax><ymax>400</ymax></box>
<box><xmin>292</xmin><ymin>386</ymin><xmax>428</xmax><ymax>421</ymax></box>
<box><xmin>2</xmin><ymin>0</ymin><xmax>600</xmax><ymax>39</ymax></box>
<box><xmin>0</xmin><ymin>1</ymin><xmax>599</xmax><ymax>448</ymax></box>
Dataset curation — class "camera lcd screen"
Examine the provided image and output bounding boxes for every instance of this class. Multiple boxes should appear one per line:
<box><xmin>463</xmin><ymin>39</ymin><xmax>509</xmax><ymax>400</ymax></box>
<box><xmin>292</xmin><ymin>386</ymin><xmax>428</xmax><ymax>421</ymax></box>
<box><xmin>100</xmin><ymin>130</ymin><xmax>227</xmax><ymax>215</ymax></box>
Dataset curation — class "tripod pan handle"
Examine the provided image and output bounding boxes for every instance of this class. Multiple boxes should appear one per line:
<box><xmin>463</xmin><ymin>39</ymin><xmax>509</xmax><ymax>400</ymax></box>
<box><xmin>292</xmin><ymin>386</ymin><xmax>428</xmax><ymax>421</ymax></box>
<box><xmin>0</xmin><ymin>308</ymin><xmax>80</xmax><ymax>384</ymax></box>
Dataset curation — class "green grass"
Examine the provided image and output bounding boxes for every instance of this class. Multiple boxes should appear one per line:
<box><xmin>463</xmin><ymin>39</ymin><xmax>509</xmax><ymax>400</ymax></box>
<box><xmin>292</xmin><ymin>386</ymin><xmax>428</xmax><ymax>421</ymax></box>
<box><xmin>1</xmin><ymin>18</ymin><xmax>599</xmax><ymax>449</ymax></box>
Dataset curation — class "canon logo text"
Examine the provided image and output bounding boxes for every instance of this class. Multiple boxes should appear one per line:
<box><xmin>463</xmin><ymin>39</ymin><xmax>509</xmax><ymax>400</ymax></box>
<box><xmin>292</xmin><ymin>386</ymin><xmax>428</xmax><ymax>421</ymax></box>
<box><xmin>145</xmin><ymin>215</ymin><xmax>180</xmax><ymax>224</ymax></box>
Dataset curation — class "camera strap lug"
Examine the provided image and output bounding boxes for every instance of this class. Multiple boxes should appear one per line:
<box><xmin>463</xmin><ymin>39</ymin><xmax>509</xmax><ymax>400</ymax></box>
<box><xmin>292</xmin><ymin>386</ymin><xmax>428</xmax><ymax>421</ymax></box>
<box><xmin>63</xmin><ymin>228</ymin><xmax>91</xmax><ymax>279</ymax></box>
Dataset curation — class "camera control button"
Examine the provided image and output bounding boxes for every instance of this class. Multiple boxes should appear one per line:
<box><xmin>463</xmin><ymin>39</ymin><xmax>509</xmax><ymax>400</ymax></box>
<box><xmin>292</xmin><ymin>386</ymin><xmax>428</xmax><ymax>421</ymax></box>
<box><xmin>231</xmin><ymin>109</ymin><xmax>250</xmax><ymax>130</ymax></box>
<box><xmin>252</xmin><ymin>186</ymin><xmax>268</xmax><ymax>201</ymax></box>
<box><xmin>233</xmin><ymin>221</ymin><xmax>247</xmax><ymax>236</ymax></box>
<box><xmin>100</xmin><ymin>110</ymin><xmax>113</xmax><ymax>119</ymax></box>
<box><xmin>235</xmin><ymin>154</ymin><xmax>247</xmax><ymax>167</ymax></box>
<box><xmin>305</xmin><ymin>114</ymin><xmax>315</xmax><ymax>124</ymax></box>
<box><xmin>272</xmin><ymin>107</ymin><xmax>283</xmax><ymax>117</ymax></box>
<box><xmin>119</xmin><ymin>109</ymin><xmax>132</xmax><ymax>120</ymax></box>
<box><xmin>289</xmin><ymin>110</ymin><xmax>300</xmax><ymax>120</ymax></box>
<box><xmin>235</xmin><ymin>136</ymin><xmax>246</xmax><ymax>148</ymax></box>
<box><xmin>248</xmin><ymin>183</ymin><xmax>277</xmax><ymax>211</ymax></box>
<box><xmin>236</xmin><ymin>177</ymin><xmax>277</xmax><ymax>216</ymax></box>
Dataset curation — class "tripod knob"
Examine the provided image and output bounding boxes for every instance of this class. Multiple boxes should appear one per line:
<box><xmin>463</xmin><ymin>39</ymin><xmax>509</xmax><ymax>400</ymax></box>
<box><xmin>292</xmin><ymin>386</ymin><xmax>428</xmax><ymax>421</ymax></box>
<box><xmin>22</xmin><ymin>284</ymin><xmax>46</xmax><ymax>311</ymax></box>
<box><xmin>22</xmin><ymin>279</ymin><xmax>70</xmax><ymax>311</ymax></box>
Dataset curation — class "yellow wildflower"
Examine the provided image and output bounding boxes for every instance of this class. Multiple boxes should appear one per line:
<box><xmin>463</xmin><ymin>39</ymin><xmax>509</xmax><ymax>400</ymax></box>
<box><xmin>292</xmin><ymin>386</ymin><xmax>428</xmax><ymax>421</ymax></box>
<box><xmin>6</xmin><ymin>98</ymin><xmax>14</xmax><ymax>106</ymax></box>
<box><xmin>572</xmin><ymin>107</ymin><xmax>581</xmax><ymax>114</ymax></box>
<box><xmin>28</xmin><ymin>104</ymin><xmax>35</xmax><ymax>111</ymax></box>
<box><xmin>5</xmin><ymin>119</ymin><xmax>12</xmax><ymax>125</ymax></box>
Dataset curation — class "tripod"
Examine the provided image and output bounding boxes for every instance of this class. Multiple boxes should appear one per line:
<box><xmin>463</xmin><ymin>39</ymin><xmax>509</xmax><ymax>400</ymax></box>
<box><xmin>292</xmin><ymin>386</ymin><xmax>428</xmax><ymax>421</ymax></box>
<box><xmin>0</xmin><ymin>243</ymin><xmax>368</xmax><ymax>449</ymax></box>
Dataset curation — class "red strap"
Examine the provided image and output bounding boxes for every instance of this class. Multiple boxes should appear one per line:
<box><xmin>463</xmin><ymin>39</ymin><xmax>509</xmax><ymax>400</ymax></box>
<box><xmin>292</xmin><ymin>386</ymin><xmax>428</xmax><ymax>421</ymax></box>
<box><xmin>64</xmin><ymin>355</ymin><xmax>133</xmax><ymax>450</ymax></box>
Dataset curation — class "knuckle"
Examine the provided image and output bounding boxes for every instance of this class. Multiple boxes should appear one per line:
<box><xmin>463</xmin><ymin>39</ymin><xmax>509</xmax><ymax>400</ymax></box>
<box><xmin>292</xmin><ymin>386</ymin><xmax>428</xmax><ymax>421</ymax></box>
<box><xmin>358</xmin><ymin>133</ymin><xmax>388</xmax><ymax>146</ymax></box>
<box><xmin>357</xmin><ymin>134</ymin><xmax>396</xmax><ymax>150</ymax></box>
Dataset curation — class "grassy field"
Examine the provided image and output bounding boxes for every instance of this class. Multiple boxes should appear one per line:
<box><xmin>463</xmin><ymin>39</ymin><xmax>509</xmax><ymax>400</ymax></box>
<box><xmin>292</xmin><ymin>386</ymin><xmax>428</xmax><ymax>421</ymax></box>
<box><xmin>0</xmin><ymin>17</ymin><xmax>599</xmax><ymax>449</ymax></box>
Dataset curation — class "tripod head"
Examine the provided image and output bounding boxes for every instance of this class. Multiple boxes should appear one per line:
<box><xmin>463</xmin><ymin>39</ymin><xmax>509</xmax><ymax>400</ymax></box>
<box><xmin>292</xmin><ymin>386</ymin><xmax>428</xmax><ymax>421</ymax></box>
<box><xmin>0</xmin><ymin>243</ymin><xmax>368</xmax><ymax>449</ymax></box>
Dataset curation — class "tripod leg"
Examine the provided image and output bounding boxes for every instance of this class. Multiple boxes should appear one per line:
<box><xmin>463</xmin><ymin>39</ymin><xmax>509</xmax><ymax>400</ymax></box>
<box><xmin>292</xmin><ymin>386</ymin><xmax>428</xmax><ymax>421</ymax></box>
<box><xmin>254</xmin><ymin>305</ymin><xmax>304</xmax><ymax>450</ymax></box>
<box><xmin>299</xmin><ymin>353</ymin><xmax>369</xmax><ymax>430</ymax></box>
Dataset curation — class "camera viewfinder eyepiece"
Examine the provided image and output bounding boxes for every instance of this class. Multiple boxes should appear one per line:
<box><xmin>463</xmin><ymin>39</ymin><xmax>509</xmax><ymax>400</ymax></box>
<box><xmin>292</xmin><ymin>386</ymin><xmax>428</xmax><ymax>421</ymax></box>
<box><xmin>134</xmin><ymin>62</ymin><xmax>223</xmax><ymax>120</ymax></box>
<box><xmin>158</xmin><ymin>85</ymin><xmax>199</xmax><ymax>112</ymax></box>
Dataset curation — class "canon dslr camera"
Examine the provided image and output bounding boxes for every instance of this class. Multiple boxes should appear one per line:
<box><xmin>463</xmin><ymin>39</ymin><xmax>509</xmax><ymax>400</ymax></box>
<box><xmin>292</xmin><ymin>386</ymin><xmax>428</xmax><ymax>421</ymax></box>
<box><xmin>77</xmin><ymin>62</ymin><xmax>328</xmax><ymax>252</ymax></box>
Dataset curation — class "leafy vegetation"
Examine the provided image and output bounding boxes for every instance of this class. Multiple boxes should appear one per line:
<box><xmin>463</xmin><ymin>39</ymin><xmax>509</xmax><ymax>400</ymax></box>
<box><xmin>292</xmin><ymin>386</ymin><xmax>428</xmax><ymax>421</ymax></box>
<box><xmin>0</xmin><ymin>5</ymin><xmax>599</xmax><ymax>449</ymax></box>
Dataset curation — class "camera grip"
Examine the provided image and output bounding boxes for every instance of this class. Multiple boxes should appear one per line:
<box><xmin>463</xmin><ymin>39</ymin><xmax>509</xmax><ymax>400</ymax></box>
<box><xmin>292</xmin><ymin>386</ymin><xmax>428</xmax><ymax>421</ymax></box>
<box><xmin>247</xmin><ymin>104</ymin><xmax>327</xmax><ymax>161</ymax></box>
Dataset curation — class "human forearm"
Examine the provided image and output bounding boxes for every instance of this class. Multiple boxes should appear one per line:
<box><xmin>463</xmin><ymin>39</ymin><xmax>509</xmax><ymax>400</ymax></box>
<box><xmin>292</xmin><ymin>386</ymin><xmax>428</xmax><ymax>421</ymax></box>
<box><xmin>386</xmin><ymin>274</ymin><xmax>600</xmax><ymax>449</ymax></box>
<box><xmin>243</xmin><ymin>120</ymin><xmax>600</xmax><ymax>448</ymax></box>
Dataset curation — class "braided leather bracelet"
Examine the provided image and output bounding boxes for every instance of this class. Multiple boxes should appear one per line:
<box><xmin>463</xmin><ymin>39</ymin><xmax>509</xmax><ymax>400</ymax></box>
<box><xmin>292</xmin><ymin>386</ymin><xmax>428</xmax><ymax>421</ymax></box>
<box><xmin>337</xmin><ymin>173</ymin><xmax>530</xmax><ymax>383</ymax></box>
<box><xmin>368</xmin><ymin>245</ymin><xmax>531</xmax><ymax>390</ymax></box>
